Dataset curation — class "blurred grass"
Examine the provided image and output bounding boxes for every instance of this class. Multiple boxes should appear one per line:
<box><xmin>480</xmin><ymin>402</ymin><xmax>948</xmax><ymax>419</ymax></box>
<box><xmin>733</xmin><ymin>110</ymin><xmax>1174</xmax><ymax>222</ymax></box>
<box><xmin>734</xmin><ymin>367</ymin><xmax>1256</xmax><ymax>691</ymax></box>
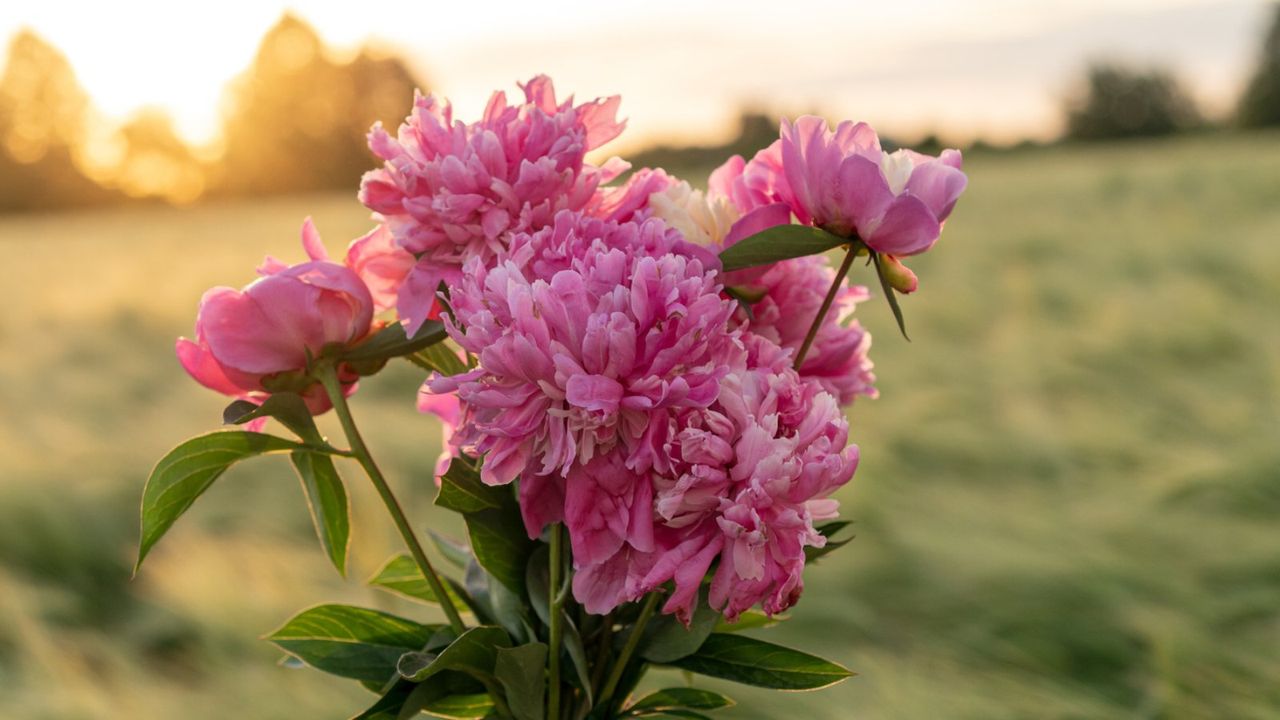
<box><xmin>1</xmin><ymin>131</ymin><xmax>1278</xmax><ymax>718</ymax></box>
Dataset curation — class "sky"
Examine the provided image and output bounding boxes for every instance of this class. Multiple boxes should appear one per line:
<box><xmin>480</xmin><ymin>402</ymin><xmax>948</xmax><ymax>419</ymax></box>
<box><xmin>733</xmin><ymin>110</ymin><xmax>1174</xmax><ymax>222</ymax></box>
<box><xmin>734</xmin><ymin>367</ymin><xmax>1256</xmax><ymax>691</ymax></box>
<box><xmin>0</xmin><ymin>0</ymin><xmax>1272</xmax><ymax>149</ymax></box>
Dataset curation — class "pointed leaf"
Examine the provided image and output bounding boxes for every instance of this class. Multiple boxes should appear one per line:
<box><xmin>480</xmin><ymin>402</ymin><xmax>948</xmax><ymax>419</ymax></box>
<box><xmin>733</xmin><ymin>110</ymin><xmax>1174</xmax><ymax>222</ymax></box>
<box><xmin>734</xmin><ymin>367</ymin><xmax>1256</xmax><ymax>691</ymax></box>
<box><xmin>804</xmin><ymin>521</ymin><xmax>855</xmax><ymax>563</ymax></box>
<box><xmin>871</xmin><ymin>251</ymin><xmax>910</xmax><ymax>340</ymax></box>
<box><xmin>223</xmin><ymin>392</ymin><xmax>325</xmax><ymax>446</ymax></box>
<box><xmin>625</xmin><ymin>687</ymin><xmax>735</xmax><ymax>715</ymax></box>
<box><xmin>266</xmin><ymin>604</ymin><xmax>440</xmax><ymax>683</ymax></box>
<box><xmin>718</xmin><ymin>224</ymin><xmax>848</xmax><ymax>272</ymax></box>
<box><xmin>495</xmin><ymin>643</ymin><xmax>547</xmax><ymax>720</ymax></box>
<box><xmin>464</xmin><ymin>504</ymin><xmax>534</xmax><ymax>596</ymax></box>
<box><xmin>525</xmin><ymin>545</ymin><xmax>551</xmax><ymax>627</ymax></box>
<box><xmin>397</xmin><ymin>626</ymin><xmax>511</xmax><ymax>683</ymax></box>
<box><xmin>290</xmin><ymin>451</ymin><xmax>349</xmax><ymax>575</ymax></box>
<box><xmin>137</xmin><ymin>431</ymin><xmax>304</xmax><ymax>571</ymax></box>
<box><xmin>367</xmin><ymin>553</ymin><xmax>471</xmax><ymax>609</ymax></box>
<box><xmin>415</xmin><ymin>692</ymin><xmax>495</xmax><ymax>720</ymax></box>
<box><xmin>561</xmin><ymin>610</ymin><xmax>593</xmax><ymax>706</ymax></box>
<box><xmin>664</xmin><ymin>634</ymin><xmax>853</xmax><ymax>690</ymax></box>
<box><xmin>430</xmin><ymin>531</ymin><xmax>474</xmax><ymax>570</ymax></box>
<box><xmin>342</xmin><ymin>319</ymin><xmax>448</xmax><ymax>363</ymax></box>
<box><xmin>412</xmin><ymin>342</ymin><xmax>469</xmax><ymax>376</ymax></box>
<box><xmin>436</xmin><ymin>459</ymin><xmax>508</xmax><ymax>514</ymax></box>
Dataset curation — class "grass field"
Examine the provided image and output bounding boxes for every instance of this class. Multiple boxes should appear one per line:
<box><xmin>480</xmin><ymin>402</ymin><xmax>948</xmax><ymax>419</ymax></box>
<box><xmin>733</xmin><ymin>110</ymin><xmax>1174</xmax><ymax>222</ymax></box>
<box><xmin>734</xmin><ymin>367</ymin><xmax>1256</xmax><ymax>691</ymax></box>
<box><xmin>1</xmin><ymin>131</ymin><xmax>1278</xmax><ymax>719</ymax></box>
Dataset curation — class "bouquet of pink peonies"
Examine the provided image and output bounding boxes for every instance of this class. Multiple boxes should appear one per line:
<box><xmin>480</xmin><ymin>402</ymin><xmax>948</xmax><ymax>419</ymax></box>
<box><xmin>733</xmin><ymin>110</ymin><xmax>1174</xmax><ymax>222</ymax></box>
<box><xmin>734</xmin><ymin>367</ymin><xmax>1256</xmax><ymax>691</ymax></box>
<box><xmin>138</xmin><ymin>75</ymin><xmax>966</xmax><ymax>719</ymax></box>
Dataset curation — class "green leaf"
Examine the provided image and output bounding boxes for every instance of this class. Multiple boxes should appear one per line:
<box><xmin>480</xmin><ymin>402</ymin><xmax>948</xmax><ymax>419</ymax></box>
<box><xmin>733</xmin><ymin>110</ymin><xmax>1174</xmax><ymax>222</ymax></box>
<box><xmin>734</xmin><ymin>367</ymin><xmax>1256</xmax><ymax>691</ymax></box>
<box><xmin>223</xmin><ymin>392</ymin><xmax>325</xmax><ymax>446</ymax></box>
<box><xmin>718</xmin><ymin>224</ymin><xmax>849</xmax><ymax>272</ymax></box>
<box><xmin>289</xmin><ymin>451</ymin><xmax>349</xmax><ymax>575</ymax></box>
<box><xmin>665</xmin><ymin>634</ymin><xmax>853</xmax><ymax>690</ymax></box>
<box><xmin>368</xmin><ymin>553</ymin><xmax>471</xmax><ymax>610</ymax></box>
<box><xmin>525</xmin><ymin>545</ymin><xmax>551</xmax><ymax>627</ymax></box>
<box><xmin>871</xmin><ymin>251</ymin><xmax>910</xmax><ymax>340</ymax></box>
<box><xmin>495</xmin><ymin>643</ymin><xmax>547</xmax><ymax>720</ymax></box>
<box><xmin>397</xmin><ymin>626</ymin><xmax>511</xmax><ymax>683</ymax></box>
<box><xmin>429</xmin><ymin>531</ymin><xmax>474</xmax><ymax>570</ymax></box>
<box><xmin>266</xmin><ymin>604</ymin><xmax>439</xmax><ymax>683</ymax></box>
<box><xmin>136</xmin><ymin>430</ymin><xmax>304</xmax><ymax>571</ymax></box>
<box><xmin>560</xmin><ymin>610</ymin><xmax>593</xmax><ymax>707</ymax></box>
<box><xmin>640</xmin><ymin>599</ymin><xmax>718</xmax><ymax>663</ymax></box>
<box><xmin>464</xmin><ymin>504</ymin><xmax>534</xmax><ymax>596</ymax></box>
<box><xmin>342</xmin><ymin>319</ymin><xmax>448</xmax><ymax>363</ymax></box>
<box><xmin>356</xmin><ymin>672</ymin><xmax>484</xmax><ymax>720</ymax></box>
<box><xmin>713</xmin><ymin>609</ymin><xmax>785</xmax><ymax>633</ymax></box>
<box><xmin>412</xmin><ymin>342</ymin><xmax>469</xmax><ymax>376</ymax></box>
<box><xmin>624</xmin><ymin>687</ymin><xmax>735</xmax><ymax>716</ymax></box>
<box><xmin>416</xmin><ymin>692</ymin><xmax>495</xmax><ymax>720</ymax></box>
<box><xmin>435</xmin><ymin>459</ymin><xmax>508</xmax><ymax>514</ymax></box>
<box><xmin>804</xmin><ymin>521</ymin><xmax>855</xmax><ymax>563</ymax></box>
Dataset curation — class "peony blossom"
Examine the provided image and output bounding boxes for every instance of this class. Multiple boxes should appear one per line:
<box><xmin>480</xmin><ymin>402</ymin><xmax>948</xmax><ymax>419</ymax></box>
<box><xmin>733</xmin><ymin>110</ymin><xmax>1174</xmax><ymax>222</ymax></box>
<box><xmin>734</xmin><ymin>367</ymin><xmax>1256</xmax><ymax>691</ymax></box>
<box><xmin>572</xmin><ymin>336</ymin><xmax>859</xmax><ymax>621</ymax></box>
<box><xmin>425</xmin><ymin>209</ymin><xmax>741</xmax><ymax>542</ymax></box>
<box><xmin>649</xmin><ymin>170</ymin><xmax>877</xmax><ymax>404</ymax></box>
<box><xmin>344</xmin><ymin>224</ymin><xmax>416</xmax><ymax>314</ymax></box>
<box><xmin>417</xmin><ymin>389</ymin><xmax>461</xmax><ymax>482</ymax></box>
<box><xmin>176</xmin><ymin>219</ymin><xmax>374</xmax><ymax>415</ymax></box>
<box><xmin>776</xmin><ymin>115</ymin><xmax>966</xmax><ymax>258</ymax></box>
<box><xmin>360</xmin><ymin>76</ymin><xmax>626</xmax><ymax>334</ymax></box>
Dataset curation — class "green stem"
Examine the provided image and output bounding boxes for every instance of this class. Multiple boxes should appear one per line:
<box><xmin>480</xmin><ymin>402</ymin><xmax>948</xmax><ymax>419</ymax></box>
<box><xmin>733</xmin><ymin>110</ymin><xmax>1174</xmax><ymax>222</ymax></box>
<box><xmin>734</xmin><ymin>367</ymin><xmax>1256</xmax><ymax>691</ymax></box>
<box><xmin>316</xmin><ymin>365</ymin><xmax>467</xmax><ymax>636</ymax></box>
<box><xmin>595</xmin><ymin>592</ymin><xmax>661</xmax><ymax>714</ymax></box>
<box><xmin>548</xmin><ymin>524</ymin><xmax>565</xmax><ymax>720</ymax></box>
<box><xmin>794</xmin><ymin>242</ymin><xmax>860</xmax><ymax>368</ymax></box>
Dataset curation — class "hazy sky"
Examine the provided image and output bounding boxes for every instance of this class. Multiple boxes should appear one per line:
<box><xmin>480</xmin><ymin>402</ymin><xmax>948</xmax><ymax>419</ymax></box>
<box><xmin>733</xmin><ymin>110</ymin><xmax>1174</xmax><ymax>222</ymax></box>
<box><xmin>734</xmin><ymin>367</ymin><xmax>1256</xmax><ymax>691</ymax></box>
<box><xmin>1</xmin><ymin>0</ymin><xmax>1272</xmax><ymax>148</ymax></box>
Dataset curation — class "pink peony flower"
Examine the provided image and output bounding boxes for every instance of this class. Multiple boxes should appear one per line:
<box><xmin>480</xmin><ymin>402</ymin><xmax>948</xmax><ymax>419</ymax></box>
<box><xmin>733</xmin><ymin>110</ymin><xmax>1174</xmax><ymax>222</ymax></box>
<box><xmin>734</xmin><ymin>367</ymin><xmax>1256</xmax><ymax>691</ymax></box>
<box><xmin>585</xmin><ymin>167</ymin><xmax>677</xmax><ymax>224</ymax></box>
<box><xmin>176</xmin><ymin>219</ymin><xmax>374</xmax><ymax>415</ymax></box>
<box><xmin>345</xmin><ymin>224</ymin><xmax>416</xmax><ymax>314</ymax></box>
<box><xmin>776</xmin><ymin>116</ymin><xmax>966</xmax><ymax>257</ymax></box>
<box><xmin>424</xmin><ymin>209</ymin><xmax>741</xmax><ymax>542</ymax></box>
<box><xmin>359</xmin><ymin>75</ymin><xmax>626</xmax><ymax>334</ymax></box>
<box><xmin>416</xmin><ymin>389</ymin><xmax>461</xmax><ymax>482</ymax></box>
<box><xmin>571</xmin><ymin>336</ymin><xmax>859</xmax><ymax>621</ymax></box>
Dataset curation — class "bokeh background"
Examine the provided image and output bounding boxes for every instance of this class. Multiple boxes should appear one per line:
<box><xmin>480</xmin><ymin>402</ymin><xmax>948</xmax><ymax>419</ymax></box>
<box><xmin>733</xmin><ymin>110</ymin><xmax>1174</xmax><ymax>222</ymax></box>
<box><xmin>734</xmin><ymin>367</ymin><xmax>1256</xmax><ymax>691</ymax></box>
<box><xmin>1</xmin><ymin>1</ymin><xmax>1278</xmax><ymax>718</ymax></box>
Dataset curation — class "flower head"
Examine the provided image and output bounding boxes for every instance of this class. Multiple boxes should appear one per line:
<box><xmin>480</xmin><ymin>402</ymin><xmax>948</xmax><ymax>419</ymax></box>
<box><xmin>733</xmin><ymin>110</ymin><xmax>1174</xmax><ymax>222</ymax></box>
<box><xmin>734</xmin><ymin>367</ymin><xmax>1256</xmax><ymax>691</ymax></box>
<box><xmin>426</xmin><ymin>210</ymin><xmax>741</xmax><ymax>538</ymax></box>
<box><xmin>176</xmin><ymin>219</ymin><xmax>374</xmax><ymax>415</ymax></box>
<box><xmin>776</xmin><ymin>116</ymin><xmax>966</xmax><ymax>257</ymax></box>
<box><xmin>360</xmin><ymin>76</ymin><xmax>626</xmax><ymax>333</ymax></box>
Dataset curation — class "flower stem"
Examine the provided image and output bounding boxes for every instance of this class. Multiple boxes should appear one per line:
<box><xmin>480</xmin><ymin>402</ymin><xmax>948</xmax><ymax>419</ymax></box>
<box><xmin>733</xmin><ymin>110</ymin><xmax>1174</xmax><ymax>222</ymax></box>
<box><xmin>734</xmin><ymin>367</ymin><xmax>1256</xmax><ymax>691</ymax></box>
<box><xmin>316</xmin><ymin>365</ymin><xmax>467</xmax><ymax>636</ymax></box>
<box><xmin>794</xmin><ymin>242</ymin><xmax>860</xmax><ymax>368</ymax></box>
<box><xmin>595</xmin><ymin>591</ymin><xmax>661</xmax><ymax>714</ymax></box>
<box><xmin>548</xmin><ymin>524</ymin><xmax>565</xmax><ymax>720</ymax></box>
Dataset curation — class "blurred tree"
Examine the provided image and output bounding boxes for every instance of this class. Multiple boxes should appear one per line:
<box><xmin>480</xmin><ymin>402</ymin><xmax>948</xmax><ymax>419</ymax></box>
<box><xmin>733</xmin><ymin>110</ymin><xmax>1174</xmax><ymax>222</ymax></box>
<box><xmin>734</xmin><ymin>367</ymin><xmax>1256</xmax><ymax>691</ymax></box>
<box><xmin>213</xmin><ymin>14</ymin><xmax>423</xmax><ymax>196</ymax></box>
<box><xmin>1238</xmin><ymin>4</ymin><xmax>1280</xmax><ymax>127</ymax></box>
<box><xmin>109</xmin><ymin>108</ymin><xmax>206</xmax><ymax>204</ymax></box>
<box><xmin>1065</xmin><ymin>64</ymin><xmax>1201</xmax><ymax>141</ymax></box>
<box><xmin>0</xmin><ymin>29</ymin><xmax>115</xmax><ymax>212</ymax></box>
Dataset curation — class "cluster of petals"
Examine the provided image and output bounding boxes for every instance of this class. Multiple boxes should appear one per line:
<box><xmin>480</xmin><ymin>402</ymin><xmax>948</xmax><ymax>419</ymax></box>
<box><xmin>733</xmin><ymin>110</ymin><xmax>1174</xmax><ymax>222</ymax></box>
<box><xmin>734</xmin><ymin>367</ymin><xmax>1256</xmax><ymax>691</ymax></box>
<box><xmin>359</xmin><ymin>76</ymin><xmax>626</xmax><ymax>333</ymax></box>
<box><xmin>648</xmin><ymin>171</ymin><xmax>877</xmax><ymax>404</ymax></box>
<box><xmin>176</xmin><ymin>219</ymin><xmax>376</xmax><ymax>415</ymax></box>
<box><xmin>571</xmin><ymin>335</ymin><xmax>859</xmax><ymax>622</ymax></box>
<box><xmin>425</xmin><ymin>209</ymin><xmax>740</xmax><ymax>538</ymax></box>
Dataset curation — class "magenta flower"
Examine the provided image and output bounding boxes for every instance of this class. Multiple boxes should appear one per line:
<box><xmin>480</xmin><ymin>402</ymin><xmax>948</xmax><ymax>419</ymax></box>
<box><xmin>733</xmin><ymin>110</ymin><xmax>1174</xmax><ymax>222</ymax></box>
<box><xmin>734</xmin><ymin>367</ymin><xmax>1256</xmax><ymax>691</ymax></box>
<box><xmin>571</xmin><ymin>336</ymin><xmax>859</xmax><ymax>621</ymax></box>
<box><xmin>777</xmin><ymin>116</ymin><xmax>966</xmax><ymax>257</ymax></box>
<box><xmin>359</xmin><ymin>76</ymin><xmax>626</xmax><ymax>333</ymax></box>
<box><xmin>586</xmin><ymin>167</ymin><xmax>676</xmax><ymax>224</ymax></box>
<box><xmin>176</xmin><ymin>219</ymin><xmax>374</xmax><ymax>415</ymax></box>
<box><xmin>424</xmin><ymin>210</ymin><xmax>740</xmax><ymax>540</ymax></box>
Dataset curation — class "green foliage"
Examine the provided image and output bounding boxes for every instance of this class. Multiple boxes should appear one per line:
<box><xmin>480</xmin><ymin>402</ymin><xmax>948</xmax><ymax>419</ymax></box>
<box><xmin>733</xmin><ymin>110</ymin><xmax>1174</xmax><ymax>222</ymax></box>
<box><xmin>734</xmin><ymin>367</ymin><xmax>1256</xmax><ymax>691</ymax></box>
<box><xmin>639</xmin><ymin>601</ymin><xmax>719</xmax><ymax>663</ymax></box>
<box><xmin>495</xmin><ymin>643</ymin><xmax>548</xmax><ymax>720</ymax></box>
<box><xmin>397</xmin><ymin>626</ymin><xmax>511</xmax><ymax>683</ymax></box>
<box><xmin>803</xmin><ymin>521</ymin><xmax>855</xmax><ymax>563</ymax></box>
<box><xmin>623</xmin><ymin>688</ymin><xmax>735</xmax><ymax>716</ymax></box>
<box><xmin>367</xmin><ymin>553</ymin><xmax>469</xmax><ymax>609</ymax></box>
<box><xmin>289</xmin><ymin>450</ymin><xmax>350</xmax><ymax>574</ymax></box>
<box><xmin>136</xmin><ymin>430</ymin><xmax>308</xmax><ymax>570</ymax></box>
<box><xmin>341</xmin><ymin>319</ymin><xmax>449</xmax><ymax>364</ymax></box>
<box><xmin>222</xmin><ymin>391</ymin><xmax>325</xmax><ymax>445</ymax></box>
<box><xmin>267</xmin><ymin>604</ymin><xmax>440</xmax><ymax>683</ymax></box>
<box><xmin>1065</xmin><ymin>63</ymin><xmax>1201</xmax><ymax>140</ymax></box>
<box><xmin>1238</xmin><ymin>5</ymin><xmax>1280</xmax><ymax>127</ymax></box>
<box><xmin>665</xmin><ymin>634</ymin><xmax>853</xmax><ymax>690</ymax></box>
<box><xmin>717</xmin><ymin>224</ymin><xmax>849</xmax><ymax>272</ymax></box>
<box><xmin>436</xmin><ymin>459</ymin><xmax>534</xmax><ymax>595</ymax></box>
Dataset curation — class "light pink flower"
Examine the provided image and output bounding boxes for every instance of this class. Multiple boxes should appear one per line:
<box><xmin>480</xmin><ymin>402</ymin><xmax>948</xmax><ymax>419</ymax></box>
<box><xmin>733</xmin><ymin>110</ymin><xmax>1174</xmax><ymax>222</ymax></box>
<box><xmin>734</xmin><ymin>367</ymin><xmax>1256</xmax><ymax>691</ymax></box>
<box><xmin>359</xmin><ymin>76</ymin><xmax>626</xmax><ymax>334</ymax></box>
<box><xmin>776</xmin><ymin>116</ymin><xmax>966</xmax><ymax>257</ymax></box>
<box><xmin>176</xmin><ymin>219</ymin><xmax>373</xmax><ymax>415</ymax></box>
<box><xmin>585</xmin><ymin>167</ymin><xmax>677</xmax><ymax>224</ymax></box>
<box><xmin>345</xmin><ymin>224</ymin><xmax>415</xmax><ymax>314</ymax></box>
<box><xmin>416</xmin><ymin>389</ymin><xmax>461</xmax><ymax>482</ymax></box>
<box><xmin>424</xmin><ymin>210</ymin><xmax>741</xmax><ymax>540</ymax></box>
